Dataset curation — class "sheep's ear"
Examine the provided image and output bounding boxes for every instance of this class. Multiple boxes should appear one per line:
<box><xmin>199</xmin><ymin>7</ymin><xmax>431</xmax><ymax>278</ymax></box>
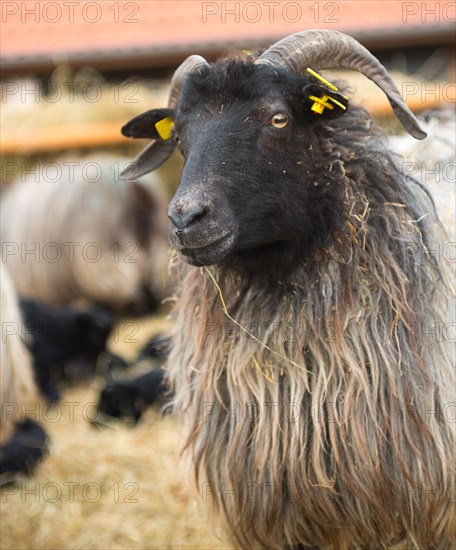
<box><xmin>121</xmin><ymin>109</ymin><xmax>174</xmax><ymax>139</ymax></box>
<box><xmin>303</xmin><ymin>84</ymin><xmax>349</xmax><ymax>120</ymax></box>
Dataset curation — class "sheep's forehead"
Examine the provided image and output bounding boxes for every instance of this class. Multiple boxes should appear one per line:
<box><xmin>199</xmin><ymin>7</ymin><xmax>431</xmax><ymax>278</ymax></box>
<box><xmin>179</xmin><ymin>60</ymin><xmax>300</xmax><ymax>114</ymax></box>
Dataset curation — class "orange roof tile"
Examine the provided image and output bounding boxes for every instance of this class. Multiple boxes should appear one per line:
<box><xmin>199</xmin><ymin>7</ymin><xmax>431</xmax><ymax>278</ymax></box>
<box><xmin>1</xmin><ymin>1</ymin><xmax>455</xmax><ymax>73</ymax></box>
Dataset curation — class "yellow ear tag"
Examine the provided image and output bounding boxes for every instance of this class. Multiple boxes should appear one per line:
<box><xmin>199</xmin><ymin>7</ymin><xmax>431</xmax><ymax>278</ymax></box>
<box><xmin>306</xmin><ymin>67</ymin><xmax>339</xmax><ymax>91</ymax></box>
<box><xmin>327</xmin><ymin>96</ymin><xmax>347</xmax><ymax>110</ymax></box>
<box><xmin>155</xmin><ymin>117</ymin><xmax>174</xmax><ymax>140</ymax></box>
<box><xmin>306</xmin><ymin>67</ymin><xmax>349</xmax><ymax>115</ymax></box>
<box><xmin>308</xmin><ymin>95</ymin><xmax>334</xmax><ymax>114</ymax></box>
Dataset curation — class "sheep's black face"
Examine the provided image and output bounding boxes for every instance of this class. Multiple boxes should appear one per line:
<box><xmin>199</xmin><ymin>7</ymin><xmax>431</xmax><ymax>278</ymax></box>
<box><xmin>168</xmin><ymin>60</ymin><xmax>347</xmax><ymax>269</ymax></box>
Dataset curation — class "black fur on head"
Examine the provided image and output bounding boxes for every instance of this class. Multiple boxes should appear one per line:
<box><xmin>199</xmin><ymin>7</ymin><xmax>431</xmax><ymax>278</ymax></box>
<box><xmin>125</xmin><ymin>58</ymin><xmax>413</xmax><ymax>279</ymax></box>
<box><xmin>167</xmin><ymin>59</ymin><xmax>354</xmax><ymax>274</ymax></box>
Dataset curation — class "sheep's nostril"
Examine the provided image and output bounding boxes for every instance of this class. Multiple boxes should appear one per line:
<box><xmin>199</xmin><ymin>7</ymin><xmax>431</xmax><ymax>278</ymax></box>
<box><xmin>168</xmin><ymin>204</ymin><xmax>207</xmax><ymax>230</ymax></box>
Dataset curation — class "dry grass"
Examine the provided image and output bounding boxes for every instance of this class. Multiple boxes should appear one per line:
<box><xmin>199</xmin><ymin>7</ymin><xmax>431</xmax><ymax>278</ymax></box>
<box><xmin>1</xmin><ymin>316</ymin><xmax>234</xmax><ymax>550</ymax></box>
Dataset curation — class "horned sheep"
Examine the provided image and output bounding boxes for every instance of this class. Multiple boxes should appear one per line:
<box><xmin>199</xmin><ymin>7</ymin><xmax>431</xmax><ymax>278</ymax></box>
<box><xmin>122</xmin><ymin>30</ymin><xmax>455</xmax><ymax>549</ymax></box>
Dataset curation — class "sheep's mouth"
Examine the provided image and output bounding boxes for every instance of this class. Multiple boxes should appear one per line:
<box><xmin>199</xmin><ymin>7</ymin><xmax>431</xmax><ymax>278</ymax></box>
<box><xmin>178</xmin><ymin>231</ymin><xmax>235</xmax><ymax>266</ymax></box>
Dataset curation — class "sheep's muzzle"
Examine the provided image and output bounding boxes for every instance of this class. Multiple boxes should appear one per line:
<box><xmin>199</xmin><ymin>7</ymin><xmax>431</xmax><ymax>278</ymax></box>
<box><xmin>168</xmin><ymin>197</ymin><xmax>236</xmax><ymax>266</ymax></box>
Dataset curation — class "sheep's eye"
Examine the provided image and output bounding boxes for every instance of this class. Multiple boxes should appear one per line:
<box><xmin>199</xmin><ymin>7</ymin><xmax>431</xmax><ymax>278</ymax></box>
<box><xmin>173</xmin><ymin>134</ymin><xmax>181</xmax><ymax>145</ymax></box>
<box><xmin>271</xmin><ymin>114</ymin><xmax>288</xmax><ymax>128</ymax></box>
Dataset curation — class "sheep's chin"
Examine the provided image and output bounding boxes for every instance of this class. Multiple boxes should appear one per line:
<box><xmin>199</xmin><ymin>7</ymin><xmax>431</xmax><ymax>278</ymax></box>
<box><xmin>179</xmin><ymin>232</ymin><xmax>235</xmax><ymax>266</ymax></box>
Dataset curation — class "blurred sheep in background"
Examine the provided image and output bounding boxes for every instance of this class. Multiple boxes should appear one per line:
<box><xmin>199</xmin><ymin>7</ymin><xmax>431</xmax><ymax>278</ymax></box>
<box><xmin>389</xmin><ymin>108</ymin><xmax>455</xmax><ymax>241</ymax></box>
<box><xmin>19</xmin><ymin>298</ymin><xmax>117</xmax><ymax>402</ymax></box>
<box><xmin>1</xmin><ymin>155</ymin><xmax>172</xmax><ymax>315</ymax></box>
<box><xmin>0</xmin><ymin>264</ymin><xmax>49</xmax><ymax>482</ymax></box>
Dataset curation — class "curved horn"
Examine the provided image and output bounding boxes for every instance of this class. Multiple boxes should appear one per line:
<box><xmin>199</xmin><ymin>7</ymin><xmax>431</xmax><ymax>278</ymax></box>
<box><xmin>167</xmin><ymin>55</ymin><xmax>208</xmax><ymax>108</ymax></box>
<box><xmin>256</xmin><ymin>30</ymin><xmax>426</xmax><ymax>140</ymax></box>
<box><xmin>121</xmin><ymin>55</ymin><xmax>208</xmax><ymax>181</ymax></box>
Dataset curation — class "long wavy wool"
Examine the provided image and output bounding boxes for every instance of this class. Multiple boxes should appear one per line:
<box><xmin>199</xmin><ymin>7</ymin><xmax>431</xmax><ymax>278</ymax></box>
<box><xmin>0</xmin><ymin>265</ymin><xmax>37</xmax><ymax>444</ymax></box>
<box><xmin>1</xmin><ymin>156</ymin><xmax>170</xmax><ymax>310</ymax></box>
<box><xmin>167</xmin><ymin>126</ymin><xmax>456</xmax><ymax>548</ymax></box>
